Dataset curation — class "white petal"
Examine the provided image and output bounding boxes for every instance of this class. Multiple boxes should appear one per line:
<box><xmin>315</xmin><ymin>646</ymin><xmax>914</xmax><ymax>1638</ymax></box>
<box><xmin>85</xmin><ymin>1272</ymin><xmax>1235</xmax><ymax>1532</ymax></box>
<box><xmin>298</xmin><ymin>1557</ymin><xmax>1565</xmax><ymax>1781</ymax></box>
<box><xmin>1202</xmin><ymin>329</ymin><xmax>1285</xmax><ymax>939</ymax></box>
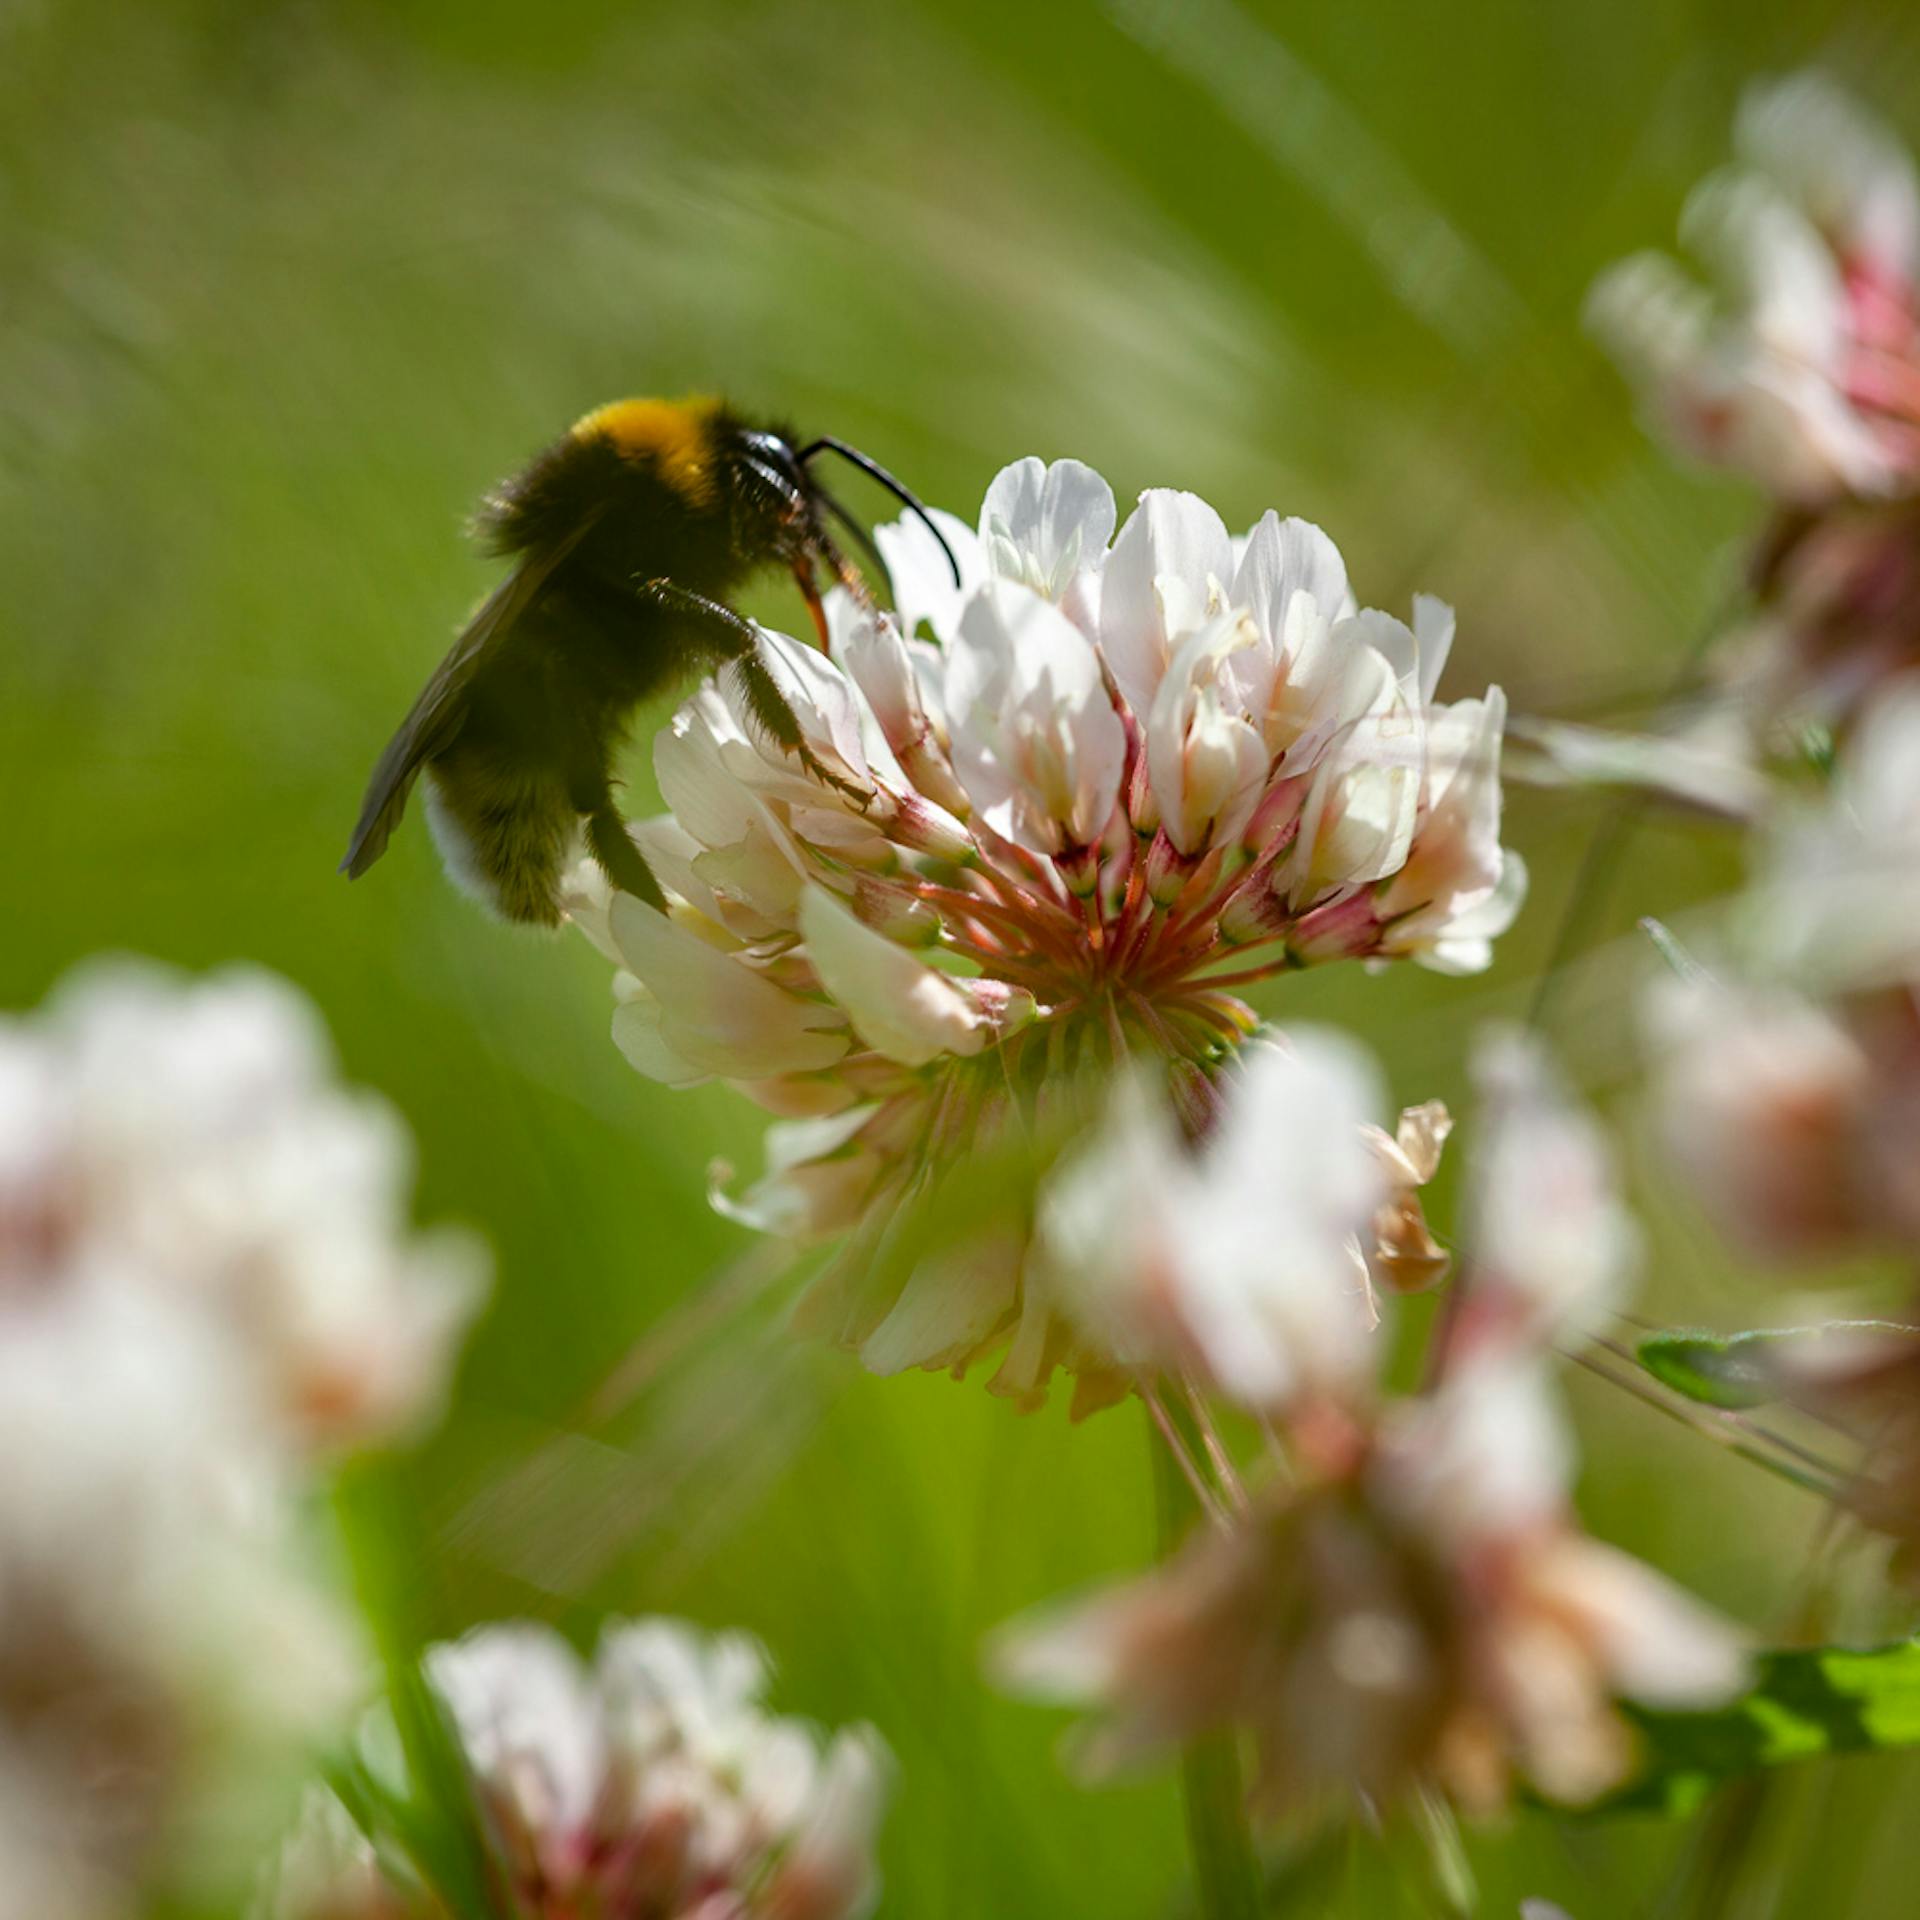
<box><xmin>1100</xmin><ymin>489</ymin><xmax>1235</xmax><ymax>720</ymax></box>
<box><xmin>946</xmin><ymin>579</ymin><xmax>1126</xmax><ymax>854</ymax></box>
<box><xmin>1536</xmin><ymin>1537</ymin><xmax>1749</xmax><ymax>1707</ymax></box>
<box><xmin>979</xmin><ymin>457</ymin><xmax>1117</xmax><ymax>607</ymax></box>
<box><xmin>611</xmin><ymin>895</ymin><xmax>848</xmax><ymax>1078</ymax></box>
<box><xmin>873</xmin><ymin>506</ymin><xmax>984</xmax><ymax>645</ymax></box>
<box><xmin>799</xmin><ymin>884</ymin><xmax>989</xmax><ymax>1067</ymax></box>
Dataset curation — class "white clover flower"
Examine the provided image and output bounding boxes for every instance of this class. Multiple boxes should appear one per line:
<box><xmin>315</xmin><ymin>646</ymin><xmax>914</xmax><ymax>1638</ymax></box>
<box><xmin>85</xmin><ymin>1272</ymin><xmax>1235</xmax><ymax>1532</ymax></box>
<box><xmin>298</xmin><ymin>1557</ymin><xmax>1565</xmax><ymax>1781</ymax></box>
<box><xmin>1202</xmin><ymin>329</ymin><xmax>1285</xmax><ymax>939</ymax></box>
<box><xmin>0</xmin><ymin>958</ymin><xmax>488</xmax><ymax>1918</ymax></box>
<box><xmin>1036</xmin><ymin>1031</ymin><xmax>1398</xmax><ymax>1415</ymax></box>
<box><xmin>1587</xmin><ymin>72</ymin><xmax>1920</xmax><ymax>506</ymax></box>
<box><xmin>992</xmin><ymin>1344</ymin><xmax>1745</xmax><ymax>1820</ymax></box>
<box><xmin>0</xmin><ymin>1273</ymin><xmax>361</xmax><ymax>1920</ymax></box>
<box><xmin>2</xmin><ymin>960</ymin><xmax>488</xmax><ymax>1454</ymax></box>
<box><xmin>570</xmin><ymin>459</ymin><xmax>1523</xmax><ymax>1398</ymax></box>
<box><xmin>1649</xmin><ymin>977</ymin><xmax>1868</xmax><ymax>1255</ymax></box>
<box><xmin>280</xmin><ymin>1619</ymin><xmax>889</xmax><ymax>1920</ymax></box>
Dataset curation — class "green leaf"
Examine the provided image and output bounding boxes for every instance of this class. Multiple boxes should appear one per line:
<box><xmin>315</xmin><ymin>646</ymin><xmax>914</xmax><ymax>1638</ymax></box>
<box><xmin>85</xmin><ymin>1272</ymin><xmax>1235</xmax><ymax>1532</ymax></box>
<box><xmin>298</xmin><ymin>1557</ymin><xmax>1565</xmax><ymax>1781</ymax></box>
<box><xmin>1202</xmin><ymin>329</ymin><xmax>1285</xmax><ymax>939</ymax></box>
<box><xmin>1599</xmin><ymin>1637</ymin><xmax>1920</xmax><ymax>1817</ymax></box>
<box><xmin>1636</xmin><ymin>1322</ymin><xmax>1920</xmax><ymax>1411</ymax></box>
<box><xmin>382</xmin><ymin>1661</ymin><xmax>507</xmax><ymax>1920</ymax></box>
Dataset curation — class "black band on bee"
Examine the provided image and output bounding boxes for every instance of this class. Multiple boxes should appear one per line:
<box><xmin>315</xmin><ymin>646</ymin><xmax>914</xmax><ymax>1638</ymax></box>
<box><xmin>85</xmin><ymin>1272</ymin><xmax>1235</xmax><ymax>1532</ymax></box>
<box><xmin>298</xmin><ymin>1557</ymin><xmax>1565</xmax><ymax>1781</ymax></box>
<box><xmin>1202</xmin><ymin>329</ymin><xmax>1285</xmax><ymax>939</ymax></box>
<box><xmin>797</xmin><ymin>437</ymin><xmax>962</xmax><ymax>588</ymax></box>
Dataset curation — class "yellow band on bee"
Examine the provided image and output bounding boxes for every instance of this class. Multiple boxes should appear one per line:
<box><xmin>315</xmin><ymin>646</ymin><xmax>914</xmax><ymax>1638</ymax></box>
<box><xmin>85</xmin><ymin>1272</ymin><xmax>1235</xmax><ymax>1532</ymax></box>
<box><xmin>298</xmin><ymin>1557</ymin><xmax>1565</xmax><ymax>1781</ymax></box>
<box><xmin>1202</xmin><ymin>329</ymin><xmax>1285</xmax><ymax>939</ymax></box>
<box><xmin>573</xmin><ymin>395</ymin><xmax>724</xmax><ymax>503</ymax></box>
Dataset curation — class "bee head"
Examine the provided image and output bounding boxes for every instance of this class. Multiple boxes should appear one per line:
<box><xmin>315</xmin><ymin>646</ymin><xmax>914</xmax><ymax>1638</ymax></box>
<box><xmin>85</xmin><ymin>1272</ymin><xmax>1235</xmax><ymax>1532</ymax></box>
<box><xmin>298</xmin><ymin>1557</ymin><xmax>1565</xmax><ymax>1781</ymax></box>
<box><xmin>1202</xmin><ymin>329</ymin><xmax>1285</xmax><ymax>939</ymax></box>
<box><xmin>726</xmin><ymin>424</ymin><xmax>962</xmax><ymax>605</ymax></box>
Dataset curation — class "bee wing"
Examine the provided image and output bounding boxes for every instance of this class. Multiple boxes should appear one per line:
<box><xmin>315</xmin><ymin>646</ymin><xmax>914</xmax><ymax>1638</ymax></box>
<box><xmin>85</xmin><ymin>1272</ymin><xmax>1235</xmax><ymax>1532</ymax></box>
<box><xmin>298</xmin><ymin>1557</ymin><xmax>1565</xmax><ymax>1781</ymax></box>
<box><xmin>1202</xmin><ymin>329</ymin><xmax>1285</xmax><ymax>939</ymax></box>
<box><xmin>339</xmin><ymin>516</ymin><xmax>600</xmax><ymax>879</ymax></box>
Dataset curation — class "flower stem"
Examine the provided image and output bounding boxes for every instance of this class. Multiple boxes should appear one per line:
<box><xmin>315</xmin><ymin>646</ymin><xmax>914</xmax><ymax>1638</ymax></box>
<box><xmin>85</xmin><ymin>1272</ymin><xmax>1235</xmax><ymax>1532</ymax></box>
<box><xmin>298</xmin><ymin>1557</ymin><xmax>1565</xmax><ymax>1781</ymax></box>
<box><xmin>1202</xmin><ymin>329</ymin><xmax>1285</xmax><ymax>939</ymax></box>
<box><xmin>1148</xmin><ymin>1403</ymin><xmax>1264</xmax><ymax>1920</ymax></box>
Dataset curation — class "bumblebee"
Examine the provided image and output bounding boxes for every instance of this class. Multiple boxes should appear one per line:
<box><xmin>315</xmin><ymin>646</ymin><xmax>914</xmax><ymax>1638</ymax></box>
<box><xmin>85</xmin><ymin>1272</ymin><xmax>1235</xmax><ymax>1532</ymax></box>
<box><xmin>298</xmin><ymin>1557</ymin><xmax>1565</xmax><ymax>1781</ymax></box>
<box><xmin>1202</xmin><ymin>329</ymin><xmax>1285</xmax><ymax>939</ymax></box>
<box><xmin>340</xmin><ymin>395</ymin><xmax>957</xmax><ymax>924</ymax></box>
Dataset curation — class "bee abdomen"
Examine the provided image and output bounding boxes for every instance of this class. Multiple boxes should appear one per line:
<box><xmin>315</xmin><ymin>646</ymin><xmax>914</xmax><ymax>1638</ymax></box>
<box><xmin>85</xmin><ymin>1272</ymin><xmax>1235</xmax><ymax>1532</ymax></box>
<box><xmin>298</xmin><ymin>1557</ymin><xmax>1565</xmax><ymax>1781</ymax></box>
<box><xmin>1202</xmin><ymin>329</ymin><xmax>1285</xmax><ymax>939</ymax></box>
<box><xmin>422</xmin><ymin>758</ymin><xmax>577</xmax><ymax>928</ymax></box>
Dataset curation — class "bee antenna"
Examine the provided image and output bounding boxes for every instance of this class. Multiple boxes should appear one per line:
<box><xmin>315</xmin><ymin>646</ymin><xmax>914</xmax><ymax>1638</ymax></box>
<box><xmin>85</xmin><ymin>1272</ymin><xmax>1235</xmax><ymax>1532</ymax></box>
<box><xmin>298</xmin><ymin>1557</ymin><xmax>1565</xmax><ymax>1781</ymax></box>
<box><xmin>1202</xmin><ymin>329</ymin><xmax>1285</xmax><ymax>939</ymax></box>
<box><xmin>797</xmin><ymin>437</ymin><xmax>961</xmax><ymax>589</ymax></box>
<box><xmin>813</xmin><ymin>485</ymin><xmax>888</xmax><ymax>579</ymax></box>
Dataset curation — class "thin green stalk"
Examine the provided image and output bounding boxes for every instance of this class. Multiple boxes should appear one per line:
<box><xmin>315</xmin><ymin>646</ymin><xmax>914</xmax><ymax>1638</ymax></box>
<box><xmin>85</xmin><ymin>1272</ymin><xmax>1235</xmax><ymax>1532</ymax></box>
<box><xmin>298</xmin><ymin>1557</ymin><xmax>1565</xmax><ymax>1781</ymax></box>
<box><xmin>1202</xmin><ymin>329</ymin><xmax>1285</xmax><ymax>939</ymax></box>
<box><xmin>1148</xmin><ymin>1406</ymin><xmax>1263</xmax><ymax>1920</ymax></box>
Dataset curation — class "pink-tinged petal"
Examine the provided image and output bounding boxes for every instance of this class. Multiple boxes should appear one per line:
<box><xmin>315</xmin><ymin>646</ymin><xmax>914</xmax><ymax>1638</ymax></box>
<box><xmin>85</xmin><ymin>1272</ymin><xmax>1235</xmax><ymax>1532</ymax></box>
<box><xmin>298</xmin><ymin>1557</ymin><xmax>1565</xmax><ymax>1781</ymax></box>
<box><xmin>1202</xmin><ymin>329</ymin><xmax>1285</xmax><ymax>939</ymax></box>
<box><xmin>1531</xmin><ymin>1536</ymin><xmax>1749</xmax><ymax>1707</ymax></box>
<box><xmin>610</xmin><ymin>895</ymin><xmax>848</xmax><ymax>1079</ymax></box>
<box><xmin>799</xmin><ymin>885</ymin><xmax>990</xmax><ymax>1067</ymax></box>
<box><xmin>859</xmin><ymin>1234</ymin><xmax>1020</xmax><ymax>1376</ymax></box>
<box><xmin>710</xmin><ymin>1106</ymin><xmax>884</xmax><ymax>1238</ymax></box>
<box><xmin>762</xmin><ymin>1727</ymin><xmax>891</xmax><ymax>1920</ymax></box>
<box><xmin>1736</xmin><ymin>72</ymin><xmax>1919</xmax><ymax>290</ymax></box>
<box><xmin>837</xmin><ymin>609</ymin><xmax>971</xmax><ymax>818</ymax></box>
<box><xmin>610</xmin><ymin>974</ymin><xmax>711</xmax><ymax>1088</ymax></box>
<box><xmin>738</xmin><ymin>629</ymin><xmax>879</xmax><ymax>795</ymax></box>
<box><xmin>1285</xmin><ymin>690</ymin><xmax>1424</xmax><ymax>906</ymax></box>
<box><xmin>1375</xmin><ymin>687</ymin><xmax>1522</xmax><ymax>969</ymax></box>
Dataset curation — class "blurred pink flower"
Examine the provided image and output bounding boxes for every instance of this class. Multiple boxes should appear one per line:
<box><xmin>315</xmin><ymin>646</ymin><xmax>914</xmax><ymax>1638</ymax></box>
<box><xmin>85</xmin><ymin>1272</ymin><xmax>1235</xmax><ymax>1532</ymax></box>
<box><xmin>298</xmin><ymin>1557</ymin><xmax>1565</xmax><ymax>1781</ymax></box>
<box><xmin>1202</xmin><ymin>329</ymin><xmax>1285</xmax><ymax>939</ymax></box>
<box><xmin>992</xmin><ymin>1350</ymin><xmax>1744</xmax><ymax>1819</ymax></box>
<box><xmin>1590</xmin><ymin>74</ymin><xmax>1920</xmax><ymax>728</ymax></box>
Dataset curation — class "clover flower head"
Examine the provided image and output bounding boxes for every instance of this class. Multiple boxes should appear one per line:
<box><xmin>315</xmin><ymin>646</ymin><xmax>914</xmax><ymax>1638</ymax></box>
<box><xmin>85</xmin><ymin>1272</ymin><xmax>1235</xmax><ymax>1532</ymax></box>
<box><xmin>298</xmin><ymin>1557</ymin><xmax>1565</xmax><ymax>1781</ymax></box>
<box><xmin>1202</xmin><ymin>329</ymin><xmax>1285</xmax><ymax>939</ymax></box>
<box><xmin>1587</xmin><ymin>71</ymin><xmax>1920</xmax><ymax>505</ymax></box>
<box><xmin>275</xmin><ymin>1620</ymin><xmax>889</xmax><ymax>1920</ymax></box>
<box><xmin>0</xmin><ymin>959</ymin><xmax>495</xmax><ymax>1915</ymax></box>
<box><xmin>992</xmin><ymin>1343</ymin><xmax>1744</xmax><ymax>1820</ymax></box>
<box><xmin>1</xmin><ymin>960</ymin><xmax>489</xmax><ymax>1454</ymax></box>
<box><xmin>571</xmin><ymin>459</ymin><xmax>1522</xmax><ymax>1399</ymax></box>
<box><xmin>1037</xmin><ymin>1028</ymin><xmax>1444</xmax><ymax>1413</ymax></box>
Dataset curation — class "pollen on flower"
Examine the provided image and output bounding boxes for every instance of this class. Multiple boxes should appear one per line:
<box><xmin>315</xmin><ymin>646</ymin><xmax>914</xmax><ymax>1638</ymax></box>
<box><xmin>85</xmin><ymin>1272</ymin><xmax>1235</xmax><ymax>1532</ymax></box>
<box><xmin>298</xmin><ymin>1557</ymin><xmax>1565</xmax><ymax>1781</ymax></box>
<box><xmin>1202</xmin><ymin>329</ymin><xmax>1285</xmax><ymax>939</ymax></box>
<box><xmin>565</xmin><ymin>456</ymin><xmax>1524</xmax><ymax>1400</ymax></box>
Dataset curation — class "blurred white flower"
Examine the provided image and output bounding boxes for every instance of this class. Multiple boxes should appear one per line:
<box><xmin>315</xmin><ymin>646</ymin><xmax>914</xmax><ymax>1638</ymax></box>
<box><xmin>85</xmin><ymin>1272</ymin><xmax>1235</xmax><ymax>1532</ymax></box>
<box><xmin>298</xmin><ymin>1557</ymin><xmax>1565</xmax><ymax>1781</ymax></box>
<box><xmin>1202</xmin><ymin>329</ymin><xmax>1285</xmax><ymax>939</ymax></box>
<box><xmin>1456</xmin><ymin>1029</ymin><xmax>1640</xmax><ymax>1351</ymax></box>
<box><xmin>0</xmin><ymin>956</ymin><xmax>492</xmax><ymax>1917</ymax></box>
<box><xmin>570</xmin><ymin>459</ymin><xmax>1521</xmax><ymax>1398</ymax></box>
<box><xmin>1650</xmin><ymin>678</ymin><xmax>1920</xmax><ymax>1260</ymax></box>
<box><xmin>1648</xmin><ymin>975</ymin><xmax>1920</xmax><ymax>1258</ymax></box>
<box><xmin>1036</xmin><ymin>1031</ymin><xmax>1400</xmax><ymax>1414</ymax></box>
<box><xmin>277</xmin><ymin>1619</ymin><xmax>889</xmax><ymax>1920</ymax></box>
<box><xmin>992</xmin><ymin>1345</ymin><xmax>1744</xmax><ymax>1819</ymax></box>
<box><xmin>1</xmin><ymin>960</ymin><xmax>488</xmax><ymax>1454</ymax></box>
<box><xmin>1750</xmin><ymin>672</ymin><xmax>1920</xmax><ymax>990</ymax></box>
<box><xmin>0</xmin><ymin>1262</ymin><xmax>361</xmax><ymax>1920</ymax></box>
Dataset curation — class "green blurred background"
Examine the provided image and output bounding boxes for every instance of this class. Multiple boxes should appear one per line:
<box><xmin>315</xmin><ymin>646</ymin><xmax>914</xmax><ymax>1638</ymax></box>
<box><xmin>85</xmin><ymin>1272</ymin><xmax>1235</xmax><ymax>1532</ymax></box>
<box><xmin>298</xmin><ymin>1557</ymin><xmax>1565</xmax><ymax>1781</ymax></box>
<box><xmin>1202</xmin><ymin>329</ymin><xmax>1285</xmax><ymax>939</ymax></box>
<box><xmin>6</xmin><ymin>0</ymin><xmax>1920</xmax><ymax>1912</ymax></box>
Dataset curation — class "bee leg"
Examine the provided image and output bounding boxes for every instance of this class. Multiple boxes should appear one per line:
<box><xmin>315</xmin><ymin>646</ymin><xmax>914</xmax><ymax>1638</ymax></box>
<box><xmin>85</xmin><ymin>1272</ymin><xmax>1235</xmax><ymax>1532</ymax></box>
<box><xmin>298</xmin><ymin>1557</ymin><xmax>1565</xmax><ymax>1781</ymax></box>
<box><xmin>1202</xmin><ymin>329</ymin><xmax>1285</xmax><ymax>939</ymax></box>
<box><xmin>728</xmin><ymin>648</ymin><xmax>873</xmax><ymax>808</ymax></box>
<box><xmin>585</xmin><ymin>805</ymin><xmax>667</xmax><ymax>910</ymax></box>
<box><xmin>635</xmin><ymin>579</ymin><xmax>869</xmax><ymax>805</ymax></box>
<box><xmin>567</xmin><ymin>764</ymin><xmax>667</xmax><ymax>911</ymax></box>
